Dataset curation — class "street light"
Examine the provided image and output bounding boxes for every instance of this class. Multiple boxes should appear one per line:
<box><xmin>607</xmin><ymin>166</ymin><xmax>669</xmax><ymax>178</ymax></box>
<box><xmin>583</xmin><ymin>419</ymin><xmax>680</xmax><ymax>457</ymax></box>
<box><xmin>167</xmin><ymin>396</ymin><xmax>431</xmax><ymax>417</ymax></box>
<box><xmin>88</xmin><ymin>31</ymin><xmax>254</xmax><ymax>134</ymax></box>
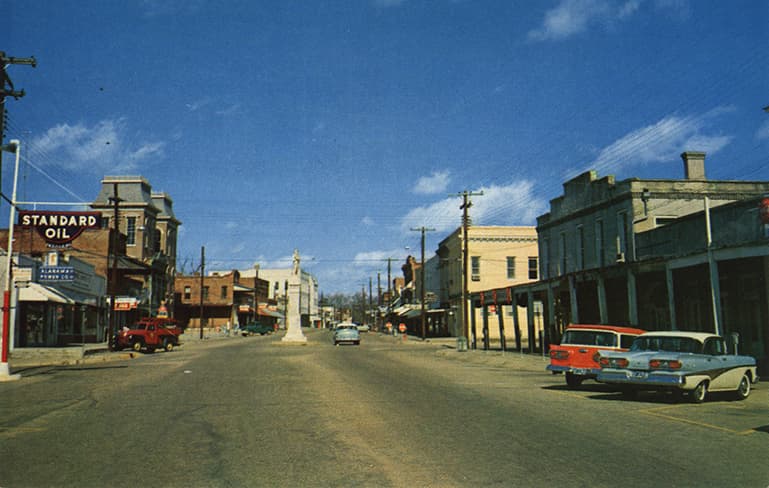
<box><xmin>1</xmin><ymin>139</ymin><xmax>21</xmax><ymax>381</ymax></box>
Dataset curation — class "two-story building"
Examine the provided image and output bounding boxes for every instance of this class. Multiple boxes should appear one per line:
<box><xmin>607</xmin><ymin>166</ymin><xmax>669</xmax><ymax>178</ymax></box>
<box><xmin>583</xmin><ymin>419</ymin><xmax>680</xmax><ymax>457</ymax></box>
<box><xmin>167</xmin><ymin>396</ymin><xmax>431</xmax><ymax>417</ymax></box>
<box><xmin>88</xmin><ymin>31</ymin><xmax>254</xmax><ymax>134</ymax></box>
<box><xmin>436</xmin><ymin>225</ymin><xmax>539</xmax><ymax>347</ymax></box>
<box><xmin>174</xmin><ymin>270</ymin><xmax>272</xmax><ymax>330</ymax></box>
<box><xmin>517</xmin><ymin>151</ymin><xmax>769</xmax><ymax>368</ymax></box>
<box><xmin>91</xmin><ymin>175</ymin><xmax>181</xmax><ymax>320</ymax></box>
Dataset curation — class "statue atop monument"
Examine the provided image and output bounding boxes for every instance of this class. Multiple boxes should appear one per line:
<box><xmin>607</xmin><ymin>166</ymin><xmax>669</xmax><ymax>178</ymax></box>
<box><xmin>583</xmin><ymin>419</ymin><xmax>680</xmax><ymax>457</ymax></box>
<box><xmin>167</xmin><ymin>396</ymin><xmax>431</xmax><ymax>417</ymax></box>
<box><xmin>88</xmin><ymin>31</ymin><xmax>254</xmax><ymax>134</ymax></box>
<box><xmin>292</xmin><ymin>249</ymin><xmax>300</xmax><ymax>275</ymax></box>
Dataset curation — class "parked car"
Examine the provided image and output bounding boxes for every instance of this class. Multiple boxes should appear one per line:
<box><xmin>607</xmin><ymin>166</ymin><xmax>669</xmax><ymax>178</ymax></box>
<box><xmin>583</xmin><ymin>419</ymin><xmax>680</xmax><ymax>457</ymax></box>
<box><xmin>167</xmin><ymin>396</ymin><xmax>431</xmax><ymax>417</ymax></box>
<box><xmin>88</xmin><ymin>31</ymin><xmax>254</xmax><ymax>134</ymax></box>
<box><xmin>356</xmin><ymin>323</ymin><xmax>370</xmax><ymax>332</ymax></box>
<box><xmin>547</xmin><ymin>324</ymin><xmax>645</xmax><ymax>387</ymax></box>
<box><xmin>241</xmin><ymin>322</ymin><xmax>273</xmax><ymax>336</ymax></box>
<box><xmin>597</xmin><ymin>331</ymin><xmax>758</xmax><ymax>403</ymax></box>
<box><xmin>333</xmin><ymin>323</ymin><xmax>360</xmax><ymax>346</ymax></box>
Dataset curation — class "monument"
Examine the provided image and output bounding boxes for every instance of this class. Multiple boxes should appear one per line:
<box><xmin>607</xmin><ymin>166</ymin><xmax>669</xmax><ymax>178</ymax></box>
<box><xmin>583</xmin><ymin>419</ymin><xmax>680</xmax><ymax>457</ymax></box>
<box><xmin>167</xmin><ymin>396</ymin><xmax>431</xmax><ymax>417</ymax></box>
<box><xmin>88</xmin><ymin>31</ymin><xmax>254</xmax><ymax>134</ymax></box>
<box><xmin>281</xmin><ymin>249</ymin><xmax>307</xmax><ymax>344</ymax></box>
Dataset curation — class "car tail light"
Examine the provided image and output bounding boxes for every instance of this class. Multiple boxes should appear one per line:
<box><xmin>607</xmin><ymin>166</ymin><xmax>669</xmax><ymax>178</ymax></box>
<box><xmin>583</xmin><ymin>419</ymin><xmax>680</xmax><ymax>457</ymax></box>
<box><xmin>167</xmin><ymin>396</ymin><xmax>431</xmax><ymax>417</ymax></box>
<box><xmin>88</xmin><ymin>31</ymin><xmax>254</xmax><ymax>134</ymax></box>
<box><xmin>599</xmin><ymin>357</ymin><xmax>628</xmax><ymax>368</ymax></box>
<box><xmin>649</xmin><ymin>359</ymin><xmax>682</xmax><ymax>370</ymax></box>
<box><xmin>550</xmin><ymin>350</ymin><xmax>570</xmax><ymax>360</ymax></box>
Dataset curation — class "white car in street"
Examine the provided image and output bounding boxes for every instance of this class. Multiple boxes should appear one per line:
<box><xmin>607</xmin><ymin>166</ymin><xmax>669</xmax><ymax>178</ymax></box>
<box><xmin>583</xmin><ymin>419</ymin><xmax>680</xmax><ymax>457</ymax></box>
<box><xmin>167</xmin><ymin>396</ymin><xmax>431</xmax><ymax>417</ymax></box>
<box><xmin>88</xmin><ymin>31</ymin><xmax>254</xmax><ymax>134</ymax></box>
<box><xmin>597</xmin><ymin>331</ymin><xmax>758</xmax><ymax>403</ymax></box>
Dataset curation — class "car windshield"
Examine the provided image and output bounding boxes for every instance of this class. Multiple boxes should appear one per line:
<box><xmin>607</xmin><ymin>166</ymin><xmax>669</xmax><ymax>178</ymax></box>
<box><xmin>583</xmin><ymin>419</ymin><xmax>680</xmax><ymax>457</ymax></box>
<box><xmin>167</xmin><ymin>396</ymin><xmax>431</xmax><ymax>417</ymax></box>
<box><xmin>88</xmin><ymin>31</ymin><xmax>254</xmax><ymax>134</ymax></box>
<box><xmin>630</xmin><ymin>336</ymin><xmax>703</xmax><ymax>353</ymax></box>
<box><xmin>561</xmin><ymin>330</ymin><xmax>616</xmax><ymax>347</ymax></box>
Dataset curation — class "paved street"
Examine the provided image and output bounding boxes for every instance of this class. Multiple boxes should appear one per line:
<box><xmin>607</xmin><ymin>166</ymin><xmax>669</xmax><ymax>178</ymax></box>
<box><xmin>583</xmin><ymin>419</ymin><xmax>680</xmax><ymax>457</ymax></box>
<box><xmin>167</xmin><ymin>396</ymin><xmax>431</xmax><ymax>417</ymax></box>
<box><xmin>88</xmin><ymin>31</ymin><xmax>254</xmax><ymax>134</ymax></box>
<box><xmin>1</xmin><ymin>329</ymin><xmax>768</xmax><ymax>488</ymax></box>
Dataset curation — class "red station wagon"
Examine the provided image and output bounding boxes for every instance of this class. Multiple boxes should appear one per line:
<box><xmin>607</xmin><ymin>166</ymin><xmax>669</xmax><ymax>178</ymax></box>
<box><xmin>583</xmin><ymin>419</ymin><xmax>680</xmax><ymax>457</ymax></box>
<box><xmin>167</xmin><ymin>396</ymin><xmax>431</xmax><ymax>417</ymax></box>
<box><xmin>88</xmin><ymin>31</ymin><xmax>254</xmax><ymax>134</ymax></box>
<box><xmin>547</xmin><ymin>324</ymin><xmax>645</xmax><ymax>387</ymax></box>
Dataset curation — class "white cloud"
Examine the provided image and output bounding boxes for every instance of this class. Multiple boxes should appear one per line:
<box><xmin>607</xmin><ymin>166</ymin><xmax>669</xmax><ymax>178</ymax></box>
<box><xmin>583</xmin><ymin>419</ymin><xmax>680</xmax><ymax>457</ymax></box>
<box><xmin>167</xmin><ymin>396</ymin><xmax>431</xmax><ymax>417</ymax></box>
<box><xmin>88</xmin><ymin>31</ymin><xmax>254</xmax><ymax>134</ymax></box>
<box><xmin>400</xmin><ymin>180</ymin><xmax>545</xmax><ymax>233</ymax></box>
<box><xmin>756</xmin><ymin>120</ymin><xmax>769</xmax><ymax>141</ymax></box>
<box><xmin>528</xmin><ymin>0</ymin><xmax>643</xmax><ymax>42</ymax></box>
<box><xmin>31</xmin><ymin>119</ymin><xmax>165</xmax><ymax>173</ymax></box>
<box><xmin>362</xmin><ymin>216</ymin><xmax>375</xmax><ymax>226</ymax></box>
<box><xmin>576</xmin><ymin>108</ymin><xmax>733</xmax><ymax>177</ymax></box>
<box><xmin>413</xmin><ymin>170</ymin><xmax>451</xmax><ymax>195</ymax></box>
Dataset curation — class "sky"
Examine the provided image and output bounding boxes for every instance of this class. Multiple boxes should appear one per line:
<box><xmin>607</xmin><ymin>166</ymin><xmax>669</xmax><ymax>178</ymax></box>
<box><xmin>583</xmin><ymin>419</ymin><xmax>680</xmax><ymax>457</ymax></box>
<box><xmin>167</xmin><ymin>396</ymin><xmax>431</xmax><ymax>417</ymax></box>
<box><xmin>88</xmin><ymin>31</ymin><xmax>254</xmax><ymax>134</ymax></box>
<box><xmin>2</xmin><ymin>0</ymin><xmax>768</xmax><ymax>295</ymax></box>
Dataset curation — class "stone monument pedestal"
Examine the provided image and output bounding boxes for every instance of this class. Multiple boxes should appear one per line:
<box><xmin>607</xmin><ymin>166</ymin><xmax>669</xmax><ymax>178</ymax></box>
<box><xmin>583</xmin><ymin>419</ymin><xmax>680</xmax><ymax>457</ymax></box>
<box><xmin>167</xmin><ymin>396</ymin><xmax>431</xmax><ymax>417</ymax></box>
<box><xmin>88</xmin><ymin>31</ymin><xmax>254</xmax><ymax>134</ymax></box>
<box><xmin>281</xmin><ymin>279</ymin><xmax>306</xmax><ymax>344</ymax></box>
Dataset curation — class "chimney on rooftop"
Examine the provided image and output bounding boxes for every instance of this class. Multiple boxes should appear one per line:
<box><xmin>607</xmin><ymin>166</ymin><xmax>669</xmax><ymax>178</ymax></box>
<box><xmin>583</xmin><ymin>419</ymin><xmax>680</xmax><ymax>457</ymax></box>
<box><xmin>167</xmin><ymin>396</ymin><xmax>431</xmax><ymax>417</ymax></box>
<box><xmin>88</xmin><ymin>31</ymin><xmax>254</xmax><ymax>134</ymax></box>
<box><xmin>681</xmin><ymin>151</ymin><xmax>706</xmax><ymax>180</ymax></box>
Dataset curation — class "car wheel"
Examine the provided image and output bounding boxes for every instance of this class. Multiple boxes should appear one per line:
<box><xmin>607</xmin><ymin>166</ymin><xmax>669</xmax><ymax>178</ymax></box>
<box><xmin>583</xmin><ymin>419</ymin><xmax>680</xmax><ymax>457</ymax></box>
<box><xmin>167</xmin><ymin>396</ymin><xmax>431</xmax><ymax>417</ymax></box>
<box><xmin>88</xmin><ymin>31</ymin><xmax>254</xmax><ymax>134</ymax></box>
<box><xmin>734</xmin><ymin>373</ymin><xmax>751</xmax><ymax>401</ymax></box>
<box><xmin>164</xmin><ymin>339</ymin><xmax>174</xmax><ymax>352</ymax></box>
<box><xmin>690</xmin><ymin>381</ymin><xmax>708</xmax><ymax>403</ymax></box>
<box><xmin>565</xmin><ymin>373</ymin><xmax>583</xmax><ymax>388</ymax></box>
<box><xmin>131</xmin><ymin>341</ymin><xmax>143</xmax><ymax>353</ymax></box>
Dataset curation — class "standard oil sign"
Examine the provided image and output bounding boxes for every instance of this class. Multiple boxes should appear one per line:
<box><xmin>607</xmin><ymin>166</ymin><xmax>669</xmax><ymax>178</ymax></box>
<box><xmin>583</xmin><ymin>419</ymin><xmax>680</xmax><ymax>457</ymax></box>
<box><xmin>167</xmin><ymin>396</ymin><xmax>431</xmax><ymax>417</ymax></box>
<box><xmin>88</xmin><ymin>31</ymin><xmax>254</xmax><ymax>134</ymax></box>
<box><xmin>19</xmin><ymin>211</ymin><xmax>102</xmax><ymax>246</ymax></box>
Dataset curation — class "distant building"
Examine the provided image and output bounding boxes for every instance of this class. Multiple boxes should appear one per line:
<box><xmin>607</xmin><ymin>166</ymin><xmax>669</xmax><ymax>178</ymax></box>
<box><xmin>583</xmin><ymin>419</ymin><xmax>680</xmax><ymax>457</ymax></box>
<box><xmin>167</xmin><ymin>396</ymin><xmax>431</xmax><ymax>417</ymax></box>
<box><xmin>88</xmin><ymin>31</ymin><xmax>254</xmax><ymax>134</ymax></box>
<box><xmin>174</xmin><ymin>270</ymin><xmax>274</xmax><ymax>330</ymax></box>
<box><xmin>236</xmin><ymin>267</ymin><xmax>319</xmax><ymax>328</ymax></box>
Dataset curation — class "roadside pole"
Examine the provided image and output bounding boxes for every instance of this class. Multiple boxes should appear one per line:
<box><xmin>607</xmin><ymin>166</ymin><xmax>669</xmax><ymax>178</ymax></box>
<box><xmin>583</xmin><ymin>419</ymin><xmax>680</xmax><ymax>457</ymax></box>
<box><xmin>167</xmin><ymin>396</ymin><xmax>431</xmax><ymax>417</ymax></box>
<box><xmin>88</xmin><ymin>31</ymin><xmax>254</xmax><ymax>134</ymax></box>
<box><xmin>0</xmin><ymin>140</ymin><xmax>21</xmax><ymax>381</ymax></box>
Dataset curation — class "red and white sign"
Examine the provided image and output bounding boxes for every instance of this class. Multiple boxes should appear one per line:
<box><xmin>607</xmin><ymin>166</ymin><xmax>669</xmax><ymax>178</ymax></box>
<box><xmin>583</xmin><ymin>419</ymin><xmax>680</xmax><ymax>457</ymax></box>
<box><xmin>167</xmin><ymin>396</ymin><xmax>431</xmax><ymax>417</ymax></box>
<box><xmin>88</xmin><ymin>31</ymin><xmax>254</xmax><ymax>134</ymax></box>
<box><xmin>19</xmin><ymin>211</ymin><xmax>102</xmax><ymax>245</ymax></box>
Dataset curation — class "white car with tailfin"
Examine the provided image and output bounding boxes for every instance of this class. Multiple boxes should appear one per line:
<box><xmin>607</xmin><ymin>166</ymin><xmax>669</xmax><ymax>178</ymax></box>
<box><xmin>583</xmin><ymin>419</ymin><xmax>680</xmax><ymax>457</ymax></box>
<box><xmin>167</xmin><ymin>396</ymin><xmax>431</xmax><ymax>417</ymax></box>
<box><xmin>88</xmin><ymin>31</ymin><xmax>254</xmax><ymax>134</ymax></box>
<box><xmin>596</xmin><ymin>331</ymin><xmax>758</xmax><ymax>403</ymax></box>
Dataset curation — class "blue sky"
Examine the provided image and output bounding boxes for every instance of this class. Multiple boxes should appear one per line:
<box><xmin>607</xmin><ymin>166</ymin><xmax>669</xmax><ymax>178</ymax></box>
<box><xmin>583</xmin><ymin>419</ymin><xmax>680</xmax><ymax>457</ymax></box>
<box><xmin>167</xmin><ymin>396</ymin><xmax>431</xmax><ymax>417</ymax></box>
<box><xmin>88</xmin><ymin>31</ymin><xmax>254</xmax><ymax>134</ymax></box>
<box><xmin>3</xmin><ymin>0</ymin><xmax>768</xmax><ymax>294</ymax></box>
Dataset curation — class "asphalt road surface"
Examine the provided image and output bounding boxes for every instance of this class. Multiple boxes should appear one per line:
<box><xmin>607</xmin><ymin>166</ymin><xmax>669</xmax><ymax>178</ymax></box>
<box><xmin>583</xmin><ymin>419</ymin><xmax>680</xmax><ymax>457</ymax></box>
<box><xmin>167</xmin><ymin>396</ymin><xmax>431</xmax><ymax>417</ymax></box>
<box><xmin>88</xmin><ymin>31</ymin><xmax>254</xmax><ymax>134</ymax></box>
<box><xmin>1</xmin><ymin>329</ymin><xmax>768</xmax><ymax>488</ymax></box>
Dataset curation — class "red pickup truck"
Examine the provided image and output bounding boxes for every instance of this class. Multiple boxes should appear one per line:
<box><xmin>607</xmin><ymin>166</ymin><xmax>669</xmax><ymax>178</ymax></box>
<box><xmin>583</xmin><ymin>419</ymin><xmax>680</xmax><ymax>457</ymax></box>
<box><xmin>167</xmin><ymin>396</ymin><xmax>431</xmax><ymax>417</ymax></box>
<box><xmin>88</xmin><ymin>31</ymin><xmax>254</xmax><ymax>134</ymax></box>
<box><xmin>114</xmin><ymin>317</ymin><xmax>183</xmax><ymax>353</ymax></box>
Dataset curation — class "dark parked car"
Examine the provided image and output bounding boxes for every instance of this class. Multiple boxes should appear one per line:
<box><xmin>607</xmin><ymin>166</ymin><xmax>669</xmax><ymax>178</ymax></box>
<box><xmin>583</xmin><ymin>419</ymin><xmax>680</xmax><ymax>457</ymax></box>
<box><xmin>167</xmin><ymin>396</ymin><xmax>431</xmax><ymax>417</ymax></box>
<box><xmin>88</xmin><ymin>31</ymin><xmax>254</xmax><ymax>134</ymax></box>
<box><xmin>241</xmin><ymin>322</ymin><xmax>273</xmax><ymax>336</ymax></box>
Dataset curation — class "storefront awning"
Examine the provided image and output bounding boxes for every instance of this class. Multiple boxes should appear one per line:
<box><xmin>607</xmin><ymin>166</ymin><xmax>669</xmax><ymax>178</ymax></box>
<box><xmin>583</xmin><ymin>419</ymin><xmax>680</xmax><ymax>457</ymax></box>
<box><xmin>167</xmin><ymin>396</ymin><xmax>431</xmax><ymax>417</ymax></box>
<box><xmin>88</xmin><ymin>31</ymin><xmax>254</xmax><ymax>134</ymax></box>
<box><xmin>18</xmin><ymin>283</ymin><xmax>75</xmax><ymax>304</ymax></box>
<box><xmin>258</xmin><ymin>308</ymin><xmax>284</xmax><ymax>318</ymax></box>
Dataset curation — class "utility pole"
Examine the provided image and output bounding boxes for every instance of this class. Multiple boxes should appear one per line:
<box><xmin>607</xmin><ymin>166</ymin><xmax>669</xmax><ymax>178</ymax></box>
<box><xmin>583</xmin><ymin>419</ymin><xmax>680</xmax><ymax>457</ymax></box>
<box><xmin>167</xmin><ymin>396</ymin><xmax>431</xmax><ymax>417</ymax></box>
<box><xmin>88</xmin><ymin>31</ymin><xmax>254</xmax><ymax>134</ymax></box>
<box><xmin>107</xmin><ymin>184</ymin><xmax>123</xmax><ymax>351</ymax></box>
<box><xmin>377</xmin><ymin>271</ymin><xmax>381</xmax><ymax>330</ymax></box>
<box><xmin>387</xmin><ymin>258</ymin><xmax>392</xmax><ymax>320</ymax></box>
<box><xmin>253</xmin><ymin>264</ymin><xmax>260</xmax><ymax>324</ymax></box>
<box><xmin>411</xmin><ymin>226</ymin><xmax>435</xmax><ymax>340</ymax></box>
<box><xmin>368</xmin><ymin>276</ymin><xmax>373</xmax><ymax>327</ymax></box>
<box><xmin>199</xmin><ymin>246</ymin><xmax>205</xmax><ymax>339</ymax></box>
<box><xmin>0</xmin><ymin>52</ymin><xmax>35</xmax><ymax>176</ymax></box>
<box><xmin>451</xmin><ymin>190</ymin><xmax>483</xmax><ymax>349</ymax></box>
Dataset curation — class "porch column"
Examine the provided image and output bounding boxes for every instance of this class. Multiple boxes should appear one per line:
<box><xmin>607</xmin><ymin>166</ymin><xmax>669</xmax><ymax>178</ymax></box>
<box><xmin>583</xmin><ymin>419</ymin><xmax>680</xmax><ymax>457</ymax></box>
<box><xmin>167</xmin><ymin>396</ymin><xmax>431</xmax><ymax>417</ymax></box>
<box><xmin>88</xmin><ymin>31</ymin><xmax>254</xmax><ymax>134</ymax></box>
<box><xmin>497</xmin><ymin>302</ymin><xmax>507</xmax><ymax>352</ymax></box>
<box><xmin>481</xmin><ymin>304</ymin><xmax>489</xmax><ymax>350</ymax></box>
<box><xmin>597</xmin><ymin>275</ymin><xmax>608</xmax><ymax>324</ymax></box>
<box><xmin>568</xmin><ymin>275</ymin><xmax>578</xmax><ymax>324</ymax></box>
<box><xmin>512</xmin><ymin>293</ymin><xmax>522</xmax><ymax>351</ymax></box>
<box><xmin>546</xmin><ymin>285</ymin><xmax>555</xmax><ymax>352</ymax></box>
<box><xmin>470</xmin><ymin>299</ymin><xmax>478</xmax><ymax>350</ymax></box>
<box><xmin>666</xmin><ymin>265</ymin><xmax>677</xmax><ymax>330</ymax></box>
<box><xmin>627</xmin><ymin>269</ymin><xmax>638</xmax><ymax>326</ymax></box>
<box><xmin>526</xmin><ymin>291</ymin><xmax>535</xmax><ymax>353</ymax></box>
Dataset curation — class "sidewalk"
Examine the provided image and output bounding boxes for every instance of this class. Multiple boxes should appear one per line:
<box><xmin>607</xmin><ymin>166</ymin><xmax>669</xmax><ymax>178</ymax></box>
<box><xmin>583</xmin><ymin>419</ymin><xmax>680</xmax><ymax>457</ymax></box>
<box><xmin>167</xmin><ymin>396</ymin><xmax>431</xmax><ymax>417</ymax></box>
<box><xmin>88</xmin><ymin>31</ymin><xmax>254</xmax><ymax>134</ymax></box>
<box><xmin>8</xmin><ymin>343</ymin><xmax>132</xmax><ymax>370</ymax></box>
<box><xmin>390</xmin><ymin>332</ymin><xmax>550</xmax><ymax>373</ymax></box>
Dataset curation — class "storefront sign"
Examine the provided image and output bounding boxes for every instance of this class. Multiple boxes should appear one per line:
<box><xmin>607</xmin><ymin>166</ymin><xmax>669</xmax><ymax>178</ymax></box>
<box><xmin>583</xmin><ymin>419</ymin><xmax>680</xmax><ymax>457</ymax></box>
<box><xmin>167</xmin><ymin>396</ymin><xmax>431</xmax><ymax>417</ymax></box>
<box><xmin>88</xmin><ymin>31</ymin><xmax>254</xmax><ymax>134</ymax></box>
<box><xmin>114</xmin><ymin>297</ymin><xmax>139</xmax><ymax>311</ymax></box>
<box><xmin>39</xmin><ymin>266</ymin><xmax>75</xmax><ymax>282</ymax></box>
<box><xmin>19</xmin><ymin>211</ymin><xmax>102</xmax><ymax>245</ymax></box>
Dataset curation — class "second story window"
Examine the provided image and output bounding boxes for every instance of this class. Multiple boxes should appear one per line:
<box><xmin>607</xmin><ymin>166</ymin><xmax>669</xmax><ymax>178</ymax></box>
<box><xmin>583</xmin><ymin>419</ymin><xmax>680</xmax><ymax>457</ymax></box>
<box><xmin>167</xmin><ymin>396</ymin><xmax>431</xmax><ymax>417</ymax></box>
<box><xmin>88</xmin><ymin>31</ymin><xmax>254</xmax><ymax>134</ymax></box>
<box><xmin>595</xmin><ymin>219</ymin><xmax>604</xmax><ymax>267</ymax></box>
<box><xmin>506</xmin><ymin>256</ymin><xmax>516</xmax><ymax>279</ymax></box>
<box><xmin>559</xmin><ymin>232</ymin><xmax>567</xmax><ymax>274</ymax></box>
<box><xmin>616</xmin><ymin>211</ymin><xmax>628</xmax><ymax>261</ymax></box>
<box><xmin>528</xmin><ymin>257</ymin><xmax>538</xmax><ymax>280</ymax></box>
<box><xmin>576</xmin><ymin>225</ymin><xmax>585</xmax><ymax>270</ymax></box>
<box><xmin>184</xmin><ymin>286</ymin><xmax>191</xmax><ymax>300</ymax></box>
<box><xmin>126</xmin><ymin>216</ymin><xmax>136</xmax><ymax>246</ymax></box>
<box><xmin>471</xmin><ymin>256</ymin><xmax>480</xmax><ymax>281</ymax></box>
<box><xmin>220</xmin><ymin>286</ymin><xmax>228</xmax><ymax>299</ymax></box>
<box><xmin>202</xmin><ymin>286</ymin><xmax>209</xmax><ymax>301</ymax></box>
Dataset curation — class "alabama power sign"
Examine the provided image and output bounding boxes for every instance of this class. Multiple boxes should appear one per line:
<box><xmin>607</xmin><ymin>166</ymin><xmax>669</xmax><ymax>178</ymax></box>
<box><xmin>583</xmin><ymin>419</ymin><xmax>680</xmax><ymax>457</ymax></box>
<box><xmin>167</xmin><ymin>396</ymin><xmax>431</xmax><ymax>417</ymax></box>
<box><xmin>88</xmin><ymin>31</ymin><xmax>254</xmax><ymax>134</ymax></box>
<box><xmin>19</xmin><ymin>211</ymin><xmax>102</xmax><ymax>245</ymax></box>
